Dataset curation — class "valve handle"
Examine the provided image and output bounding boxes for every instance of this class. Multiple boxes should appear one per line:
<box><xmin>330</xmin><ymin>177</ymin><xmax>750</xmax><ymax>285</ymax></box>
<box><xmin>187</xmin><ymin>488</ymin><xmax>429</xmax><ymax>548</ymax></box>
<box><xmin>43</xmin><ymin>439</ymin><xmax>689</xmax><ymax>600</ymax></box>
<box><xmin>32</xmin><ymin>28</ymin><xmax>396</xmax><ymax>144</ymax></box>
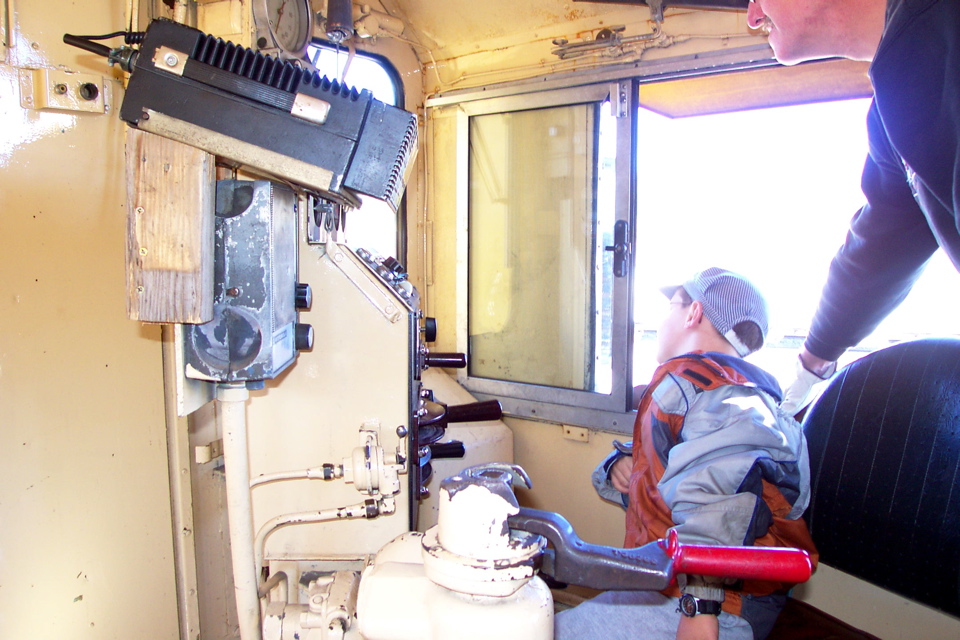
<box><xmin>663</xmin><ymin>529</ymin><xmax>813</xmax><ymax>584</ymax></box>
<box><xmin>443</xmin><ymin>399</ymin><xmax>502</xmax><ymax>424</ymax></box>
<box><xmin>508</xmin><ymin>508</ymin><xmax>813</xmax><ymax>591</ymax></box>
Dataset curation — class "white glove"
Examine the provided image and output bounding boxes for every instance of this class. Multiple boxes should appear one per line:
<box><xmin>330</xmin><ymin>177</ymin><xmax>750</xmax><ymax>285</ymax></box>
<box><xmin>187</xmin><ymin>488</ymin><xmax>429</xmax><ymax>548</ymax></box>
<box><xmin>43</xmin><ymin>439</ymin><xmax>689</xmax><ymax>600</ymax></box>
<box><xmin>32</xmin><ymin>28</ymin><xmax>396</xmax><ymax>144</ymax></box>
<box><xmin>781</xmin><ymin>355</ymin><xmax>837</xmax><ymax>416</ymax></box>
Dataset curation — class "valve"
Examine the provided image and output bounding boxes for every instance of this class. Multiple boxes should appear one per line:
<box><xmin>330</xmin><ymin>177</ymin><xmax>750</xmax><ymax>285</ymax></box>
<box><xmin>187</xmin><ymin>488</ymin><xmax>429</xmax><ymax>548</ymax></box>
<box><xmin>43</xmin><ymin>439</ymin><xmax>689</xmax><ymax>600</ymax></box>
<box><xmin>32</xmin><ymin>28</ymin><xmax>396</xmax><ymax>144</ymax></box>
<box><xmin>341</xmin><ymin>425</ymin><xmax>403</xmax><ymax>514</ymax></box>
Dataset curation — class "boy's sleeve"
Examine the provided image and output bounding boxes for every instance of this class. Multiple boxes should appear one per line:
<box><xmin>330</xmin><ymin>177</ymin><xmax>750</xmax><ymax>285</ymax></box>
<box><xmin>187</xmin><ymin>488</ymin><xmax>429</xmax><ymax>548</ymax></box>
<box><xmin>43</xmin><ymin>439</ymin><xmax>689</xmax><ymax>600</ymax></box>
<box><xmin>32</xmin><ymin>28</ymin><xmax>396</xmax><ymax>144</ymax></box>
<box><xmin>657</xmin><ymin>384</ymin><xmax>810</xmax><ymax>550</ymax></box>
<box><xmin>590</xmin><ymin>440</ymin><xmax>632</xmax><ymax>508</ymax></box>
<box><xmin>654</xmin><ymin>382</ymin><xmax>810</xmax><ymax>601</ymax></box>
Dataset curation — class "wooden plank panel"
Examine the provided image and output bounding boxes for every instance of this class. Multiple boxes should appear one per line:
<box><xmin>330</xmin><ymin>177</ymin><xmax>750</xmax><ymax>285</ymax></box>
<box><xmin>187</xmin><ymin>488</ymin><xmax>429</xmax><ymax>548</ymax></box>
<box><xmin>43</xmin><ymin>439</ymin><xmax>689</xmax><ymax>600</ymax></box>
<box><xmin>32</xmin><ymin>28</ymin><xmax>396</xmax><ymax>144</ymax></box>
<box><xmin>126</xmin><ymin>128</ymin><xmax>215</xmax><ymax>323</ymax></box>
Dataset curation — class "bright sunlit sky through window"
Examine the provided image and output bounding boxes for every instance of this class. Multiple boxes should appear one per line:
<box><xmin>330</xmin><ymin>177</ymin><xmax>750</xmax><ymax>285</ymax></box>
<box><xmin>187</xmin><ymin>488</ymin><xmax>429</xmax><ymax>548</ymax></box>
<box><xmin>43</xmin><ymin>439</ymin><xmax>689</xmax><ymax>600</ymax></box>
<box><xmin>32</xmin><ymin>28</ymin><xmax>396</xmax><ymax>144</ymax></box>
<box><xmin>309</xmin><ymin>43</ymin><xmax>400</xmax><ymax>258</ymax></box>
<box><xmin>632</xmin><ymin>98</ymin><xmax>960</xmax><ymax>384</ymax></box>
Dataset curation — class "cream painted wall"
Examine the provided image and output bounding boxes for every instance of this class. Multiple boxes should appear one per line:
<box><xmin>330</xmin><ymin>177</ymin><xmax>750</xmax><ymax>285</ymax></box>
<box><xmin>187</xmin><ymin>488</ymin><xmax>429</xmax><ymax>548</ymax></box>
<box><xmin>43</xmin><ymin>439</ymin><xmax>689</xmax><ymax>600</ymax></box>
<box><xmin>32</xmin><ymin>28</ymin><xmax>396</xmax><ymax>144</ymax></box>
<box><xmin>509</xmin><ymin>416</ymin><xmax>627</xmax><ymax>547</ymax></box>
<box><xmin>0</xmin><ymin>1</ymin><xmax>179</xmax><ymax>638</ymax></box>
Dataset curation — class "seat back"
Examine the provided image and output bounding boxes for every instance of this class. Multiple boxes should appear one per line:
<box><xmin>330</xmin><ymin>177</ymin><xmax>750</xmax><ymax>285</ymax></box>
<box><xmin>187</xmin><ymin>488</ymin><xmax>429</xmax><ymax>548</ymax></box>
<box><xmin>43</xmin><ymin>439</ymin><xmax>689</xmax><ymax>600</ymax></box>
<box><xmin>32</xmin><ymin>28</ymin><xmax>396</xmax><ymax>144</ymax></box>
<box><xmin>801</xmin><ymin>338</ymin><xmax>960</xmax><ymax>618</ymax></box>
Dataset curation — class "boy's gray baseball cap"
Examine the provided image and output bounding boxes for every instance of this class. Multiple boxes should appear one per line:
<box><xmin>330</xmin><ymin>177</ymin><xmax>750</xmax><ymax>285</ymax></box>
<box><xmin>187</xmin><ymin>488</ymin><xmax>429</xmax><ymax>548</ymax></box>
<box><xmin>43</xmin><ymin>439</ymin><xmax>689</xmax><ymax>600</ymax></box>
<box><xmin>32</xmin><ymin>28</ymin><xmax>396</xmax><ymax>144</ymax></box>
<box><xmin>660</xmin><ymin>267</ymin><xmax>769</xmax><ymax>357</ymax></box>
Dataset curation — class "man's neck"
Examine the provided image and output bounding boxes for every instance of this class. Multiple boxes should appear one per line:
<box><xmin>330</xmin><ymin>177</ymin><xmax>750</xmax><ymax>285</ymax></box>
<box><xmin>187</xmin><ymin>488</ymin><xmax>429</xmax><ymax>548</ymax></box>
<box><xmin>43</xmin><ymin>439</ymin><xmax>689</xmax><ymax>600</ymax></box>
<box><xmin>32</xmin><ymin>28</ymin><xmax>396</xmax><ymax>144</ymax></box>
<box><xmin>842</xmin><ymin>0</ymin><xmax>887</xmax><ymax>61</ymax></box>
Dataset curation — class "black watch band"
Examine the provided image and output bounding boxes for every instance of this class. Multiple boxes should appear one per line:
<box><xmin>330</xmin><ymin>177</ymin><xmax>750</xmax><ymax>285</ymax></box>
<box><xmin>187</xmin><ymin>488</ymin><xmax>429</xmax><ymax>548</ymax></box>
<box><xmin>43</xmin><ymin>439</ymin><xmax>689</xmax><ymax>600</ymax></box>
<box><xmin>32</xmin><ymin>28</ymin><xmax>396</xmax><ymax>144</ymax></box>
<box><xmin>678</xmin><ymin>593</ymin><xmax>722</xmax><ymax>617</ymax></box>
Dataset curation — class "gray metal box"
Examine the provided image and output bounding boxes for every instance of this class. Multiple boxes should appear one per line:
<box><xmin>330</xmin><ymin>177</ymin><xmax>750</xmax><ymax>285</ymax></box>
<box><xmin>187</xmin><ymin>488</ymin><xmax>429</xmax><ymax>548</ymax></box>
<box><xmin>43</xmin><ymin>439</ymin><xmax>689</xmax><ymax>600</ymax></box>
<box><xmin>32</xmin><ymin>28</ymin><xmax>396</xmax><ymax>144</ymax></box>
<box><xmin>184</xmin><ymin>180</ymin><xmax>300</xmax><ymax>384</ymax></box>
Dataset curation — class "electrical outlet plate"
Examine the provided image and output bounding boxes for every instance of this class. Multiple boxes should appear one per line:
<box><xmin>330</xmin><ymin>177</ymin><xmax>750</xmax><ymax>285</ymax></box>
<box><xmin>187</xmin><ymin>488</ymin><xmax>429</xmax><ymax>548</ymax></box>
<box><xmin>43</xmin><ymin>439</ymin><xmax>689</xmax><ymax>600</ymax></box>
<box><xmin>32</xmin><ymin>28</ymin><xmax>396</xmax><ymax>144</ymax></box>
<box><xmin>18</xmin><ymin>67</ymin><xmax>110</xmax><ymax>113</ymax></box>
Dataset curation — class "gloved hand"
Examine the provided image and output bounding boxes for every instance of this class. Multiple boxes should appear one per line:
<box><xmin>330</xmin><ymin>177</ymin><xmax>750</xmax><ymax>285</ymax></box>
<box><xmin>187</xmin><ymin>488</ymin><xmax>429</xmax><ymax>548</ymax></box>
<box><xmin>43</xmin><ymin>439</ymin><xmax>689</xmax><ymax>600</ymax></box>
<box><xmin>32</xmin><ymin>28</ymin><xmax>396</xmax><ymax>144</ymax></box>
<box><xmin>781</xmin><ymin>354</ymin><xmax>837</xmax><ymax>416</ymax></box>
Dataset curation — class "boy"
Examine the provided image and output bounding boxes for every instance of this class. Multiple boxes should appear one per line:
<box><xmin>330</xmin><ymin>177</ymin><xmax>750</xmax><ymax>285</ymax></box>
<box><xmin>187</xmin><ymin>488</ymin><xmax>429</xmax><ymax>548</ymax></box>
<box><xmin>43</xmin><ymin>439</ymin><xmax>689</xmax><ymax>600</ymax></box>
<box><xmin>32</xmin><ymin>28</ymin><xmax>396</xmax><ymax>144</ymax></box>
<box><xmin>555</xmin><ymin>268</ymin><xmax>817</xmax><ymax>640</ymax></box>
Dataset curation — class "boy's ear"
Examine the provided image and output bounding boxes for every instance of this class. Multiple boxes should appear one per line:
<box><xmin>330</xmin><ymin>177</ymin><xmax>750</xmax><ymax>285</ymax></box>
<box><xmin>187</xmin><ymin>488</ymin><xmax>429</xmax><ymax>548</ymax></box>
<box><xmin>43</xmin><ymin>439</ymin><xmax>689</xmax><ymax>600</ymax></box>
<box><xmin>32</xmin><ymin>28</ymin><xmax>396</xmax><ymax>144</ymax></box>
<box><xmin>685</xmin><ymin>300</ymin><xmax>705</xmax><ymax>328</ymax></box>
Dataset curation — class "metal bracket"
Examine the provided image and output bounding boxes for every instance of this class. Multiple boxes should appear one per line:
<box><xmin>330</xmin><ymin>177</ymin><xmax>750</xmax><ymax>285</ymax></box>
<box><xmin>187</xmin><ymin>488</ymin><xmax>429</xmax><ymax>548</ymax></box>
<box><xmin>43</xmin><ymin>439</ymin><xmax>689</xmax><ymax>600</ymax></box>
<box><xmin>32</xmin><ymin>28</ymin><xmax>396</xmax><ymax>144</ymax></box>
<box><xmin>195</xmin><ymin>438</ymin><xmax>224</xmax><ymax>464</ymax></box>
<box><xmin>324</xmin><ymin>241</ymin><xmax>407</xmax><ymax>323</ymax></box>
<box><xmin>291</xmin><ymin>93</ymin><xmax>332</xmax><ymax>125</ymax></box>
<box><xmin>153</xmin><ymin>46</ymin><xmax>188</xmax><ymax>76</ymax></box>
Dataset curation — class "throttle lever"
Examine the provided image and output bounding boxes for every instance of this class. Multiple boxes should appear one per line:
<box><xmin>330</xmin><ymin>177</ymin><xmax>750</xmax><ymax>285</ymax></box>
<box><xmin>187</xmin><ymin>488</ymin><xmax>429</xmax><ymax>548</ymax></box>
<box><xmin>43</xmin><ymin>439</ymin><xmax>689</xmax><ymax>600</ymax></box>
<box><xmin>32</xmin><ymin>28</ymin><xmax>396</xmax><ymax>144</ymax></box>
<box><xmin>443</xmin><ymin>399</ymin><xmax>502</xmax><ymax>423</ymax></box>
<box><xmin>508</xmin><ymin>508</ymin><xmax>674</xmax><ymax>591</ymax></box>
<box><xmin>507</xmin><ymin>507</ymin><xmax>812</xmax><ymax>591</ymax></box>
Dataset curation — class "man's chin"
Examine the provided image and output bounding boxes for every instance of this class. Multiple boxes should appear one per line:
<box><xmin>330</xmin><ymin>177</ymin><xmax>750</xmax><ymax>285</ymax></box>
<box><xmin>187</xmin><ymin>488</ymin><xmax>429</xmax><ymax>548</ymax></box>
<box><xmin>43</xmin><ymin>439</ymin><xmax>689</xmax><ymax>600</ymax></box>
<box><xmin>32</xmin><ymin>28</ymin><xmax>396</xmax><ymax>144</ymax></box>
<box><xmin>769</xmin><ymin>34</ymin><xmax>837</xmax><ymax>66</ymax></box>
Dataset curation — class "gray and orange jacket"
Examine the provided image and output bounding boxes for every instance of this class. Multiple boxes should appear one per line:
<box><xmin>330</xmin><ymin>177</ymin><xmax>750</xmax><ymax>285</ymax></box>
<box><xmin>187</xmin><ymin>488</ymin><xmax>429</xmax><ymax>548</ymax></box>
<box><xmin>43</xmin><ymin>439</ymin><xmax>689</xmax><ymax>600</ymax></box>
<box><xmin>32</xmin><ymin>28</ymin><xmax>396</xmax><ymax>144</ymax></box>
<box><xmin>595</xmin><ymin>351</ymin><xmax>818</xmax><ymax>620</ymax></box>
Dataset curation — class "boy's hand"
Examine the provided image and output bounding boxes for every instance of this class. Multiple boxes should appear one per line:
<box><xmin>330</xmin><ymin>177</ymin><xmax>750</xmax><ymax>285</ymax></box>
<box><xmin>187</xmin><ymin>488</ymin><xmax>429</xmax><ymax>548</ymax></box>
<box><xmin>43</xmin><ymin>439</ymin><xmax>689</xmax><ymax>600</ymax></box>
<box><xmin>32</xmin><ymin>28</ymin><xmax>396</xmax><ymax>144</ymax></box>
<box><xmin>676</xmin><ymin>613</ymin><xmax>719</xmax><ymax>640</ymax></box>
<box><xmin>609</xmin><ymin>455</ymin><xmax>632</xmax><ymax>493</ymax></box>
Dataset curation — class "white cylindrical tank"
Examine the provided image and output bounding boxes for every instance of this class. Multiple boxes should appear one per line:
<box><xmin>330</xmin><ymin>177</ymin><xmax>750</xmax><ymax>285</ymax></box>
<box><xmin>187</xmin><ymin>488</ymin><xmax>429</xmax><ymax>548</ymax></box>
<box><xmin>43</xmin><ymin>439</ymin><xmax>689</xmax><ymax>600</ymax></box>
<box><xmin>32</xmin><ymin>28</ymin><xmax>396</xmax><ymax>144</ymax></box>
<box><xmin>356</xmin><ymin>532</ymin><xmax>553</xmax><ymax>640</ymax></box>
<box><xmin>357</xmin><ymin>464</ymin><xmax>553</xmax><ymax>639</ymax></box>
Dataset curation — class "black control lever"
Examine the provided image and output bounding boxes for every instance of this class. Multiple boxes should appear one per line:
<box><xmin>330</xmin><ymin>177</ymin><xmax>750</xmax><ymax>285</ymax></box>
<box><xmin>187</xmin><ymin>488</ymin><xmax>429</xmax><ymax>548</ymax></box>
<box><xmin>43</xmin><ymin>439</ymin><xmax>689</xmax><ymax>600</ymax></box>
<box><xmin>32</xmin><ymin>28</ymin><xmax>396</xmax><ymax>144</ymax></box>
<box><xmin>417</xmin><ymin>399</ymin><xmax>502</xmax><ymax>428</ymax></box>
<box><xmin>508</xmin><ymin>507</ymin><xmax>813</xmax><ymax>591</ymax></box>
<box><xmin>429</xmin><ymin>441</ymin><xmax>466</xmax><ymax>459</ymax></box>
<box><xmin>444</xmin><ymin>399</ymin><xmax>502</xmax><ymax>423</ymax></box>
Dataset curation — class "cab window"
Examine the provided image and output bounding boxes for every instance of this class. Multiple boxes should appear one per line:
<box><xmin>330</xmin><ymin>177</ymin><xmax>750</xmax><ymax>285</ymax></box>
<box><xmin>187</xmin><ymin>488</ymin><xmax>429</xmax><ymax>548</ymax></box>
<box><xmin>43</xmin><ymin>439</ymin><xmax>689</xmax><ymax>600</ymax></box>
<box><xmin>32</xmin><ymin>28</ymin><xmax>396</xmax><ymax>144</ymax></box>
<box><xmin>308</xmin><ymin>42</ymin><xmax>404</xmax><ymax>259</ymax></box>
<box><xmin>445</xmin><ymin>58</ymin><xmax>960</xmax><ymax>432</ymax></box>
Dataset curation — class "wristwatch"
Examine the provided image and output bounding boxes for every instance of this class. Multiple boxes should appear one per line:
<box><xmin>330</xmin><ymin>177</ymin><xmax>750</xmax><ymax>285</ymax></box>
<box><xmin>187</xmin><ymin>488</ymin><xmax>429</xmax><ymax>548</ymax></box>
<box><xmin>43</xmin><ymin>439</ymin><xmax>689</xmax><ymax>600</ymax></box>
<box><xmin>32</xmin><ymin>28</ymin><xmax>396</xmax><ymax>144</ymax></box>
<box><xmin>678</xmin><ymin>594</ymin><xmax>722</xmax><ymax>617</ymax></box>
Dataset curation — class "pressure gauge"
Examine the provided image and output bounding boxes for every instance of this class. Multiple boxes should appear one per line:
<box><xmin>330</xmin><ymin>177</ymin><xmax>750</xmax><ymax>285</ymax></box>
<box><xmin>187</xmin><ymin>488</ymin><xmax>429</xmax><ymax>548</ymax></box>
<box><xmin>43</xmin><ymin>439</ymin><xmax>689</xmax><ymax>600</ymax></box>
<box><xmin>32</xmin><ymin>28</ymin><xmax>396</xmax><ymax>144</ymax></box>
<box><xmin>253</xmin><ymin>0</ymin><xmax>314</xmax><ymax>60</ymax></box>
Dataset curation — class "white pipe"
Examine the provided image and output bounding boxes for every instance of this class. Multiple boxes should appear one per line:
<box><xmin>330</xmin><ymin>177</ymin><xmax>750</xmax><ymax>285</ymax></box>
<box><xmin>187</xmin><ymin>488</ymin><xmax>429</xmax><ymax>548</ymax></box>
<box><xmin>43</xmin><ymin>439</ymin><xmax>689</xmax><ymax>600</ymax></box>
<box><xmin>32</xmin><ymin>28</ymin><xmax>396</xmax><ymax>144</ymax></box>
<box><xmin>254</xmin><ymin>503</ymin><xmax>374</xmax><ymax>571</ymax></box>
<box><xmin>249</xmin><ymin>465</ymin><xmax>342</xmax><ymax>489</ymax></box>
<box><xmin>258</xmin><ymin>570</ymin><xmax>289</xmax><ymax>602</ymax></box>
<box><xmin>217</xmin><ymin>383</ymin><xmax>262</xmax><ymax>640</ymax></box>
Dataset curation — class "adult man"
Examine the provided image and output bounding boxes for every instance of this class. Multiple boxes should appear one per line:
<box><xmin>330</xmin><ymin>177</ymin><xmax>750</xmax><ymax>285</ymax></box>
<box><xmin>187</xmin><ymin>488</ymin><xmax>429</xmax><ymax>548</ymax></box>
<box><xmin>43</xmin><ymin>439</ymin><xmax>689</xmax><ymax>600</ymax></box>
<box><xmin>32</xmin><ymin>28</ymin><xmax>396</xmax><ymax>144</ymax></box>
<box><xmin>555</xmin><ymin>268</ymin><xmax>816</xmax><ymax>640</ymax></box>
<box><xmin>745</xmin><ymin>0</ymin><xmax>960</xmax><ymax>410</ymax></box>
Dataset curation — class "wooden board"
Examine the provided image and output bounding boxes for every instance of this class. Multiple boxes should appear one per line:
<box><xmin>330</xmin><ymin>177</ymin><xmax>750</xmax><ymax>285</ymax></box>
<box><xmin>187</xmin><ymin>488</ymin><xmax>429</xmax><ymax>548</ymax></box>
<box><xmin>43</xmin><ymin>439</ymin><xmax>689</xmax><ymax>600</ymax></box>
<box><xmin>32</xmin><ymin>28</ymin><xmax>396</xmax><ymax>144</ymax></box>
<box><xmin>126</xmin><ymin>128</ymin><xmax>215</xmax><ymax>323</ymax></box>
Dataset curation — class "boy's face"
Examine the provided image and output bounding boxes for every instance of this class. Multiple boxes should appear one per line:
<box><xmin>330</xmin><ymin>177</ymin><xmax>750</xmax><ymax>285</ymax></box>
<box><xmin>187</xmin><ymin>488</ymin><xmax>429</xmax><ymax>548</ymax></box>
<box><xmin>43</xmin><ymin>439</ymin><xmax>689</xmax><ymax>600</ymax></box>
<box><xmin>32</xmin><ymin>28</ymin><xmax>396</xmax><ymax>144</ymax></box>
<box><xmin>656</xmin><ymin>290</ymin><xmax>692</xmax><ymax>364</ymax></box>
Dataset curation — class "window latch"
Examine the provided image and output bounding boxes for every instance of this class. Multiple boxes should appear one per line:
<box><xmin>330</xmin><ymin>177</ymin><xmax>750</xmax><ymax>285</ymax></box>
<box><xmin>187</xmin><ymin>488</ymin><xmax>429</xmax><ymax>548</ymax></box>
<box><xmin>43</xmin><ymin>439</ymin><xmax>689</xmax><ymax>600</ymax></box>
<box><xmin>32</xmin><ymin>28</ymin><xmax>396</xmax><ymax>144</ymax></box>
<box><xmin>604</xmin><ymin>220</ymin><xmax>631</xmax><ymax>277</ymax></box>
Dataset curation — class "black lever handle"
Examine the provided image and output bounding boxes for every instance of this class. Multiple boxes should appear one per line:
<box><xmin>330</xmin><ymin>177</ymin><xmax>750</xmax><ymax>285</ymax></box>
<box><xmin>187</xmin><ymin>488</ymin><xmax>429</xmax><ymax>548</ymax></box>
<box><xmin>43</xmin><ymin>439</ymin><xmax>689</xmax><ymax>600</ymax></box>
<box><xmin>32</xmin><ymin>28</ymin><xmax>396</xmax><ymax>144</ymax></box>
<box><xmin>429</xmin><ymin>441</ymin><xmax>466</xmax><ymax>459</ymax></box>
<box><xmin>423</xmin><ymin>352</ymin><xmax>467</xmax><ymax>368</ymax></box>
<box><xmin>444</xmin><ymin>400</ymin><xmax>502</xmax><ymax>424</ymax></box>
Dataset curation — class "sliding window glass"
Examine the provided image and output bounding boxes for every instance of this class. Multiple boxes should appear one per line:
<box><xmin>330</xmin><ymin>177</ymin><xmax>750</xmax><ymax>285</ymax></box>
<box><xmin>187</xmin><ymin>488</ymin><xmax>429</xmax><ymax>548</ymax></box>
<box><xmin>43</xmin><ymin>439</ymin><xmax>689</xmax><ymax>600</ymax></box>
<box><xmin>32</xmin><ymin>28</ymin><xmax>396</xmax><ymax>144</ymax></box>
<box><xmin>460</xmin><ymin>84</ymin><xmax>635</xmax><ymax>428</ymax></box>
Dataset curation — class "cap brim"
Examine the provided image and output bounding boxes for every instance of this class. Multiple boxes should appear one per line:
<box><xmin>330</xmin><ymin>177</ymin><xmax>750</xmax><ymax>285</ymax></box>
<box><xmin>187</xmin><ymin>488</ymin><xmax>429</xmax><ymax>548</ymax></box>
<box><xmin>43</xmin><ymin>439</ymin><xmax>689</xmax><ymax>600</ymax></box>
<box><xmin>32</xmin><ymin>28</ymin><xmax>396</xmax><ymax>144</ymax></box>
<box><xmin>660</xmin><ymin>284</ymin><xmax>681</xmax><ymax>299</ymax></box>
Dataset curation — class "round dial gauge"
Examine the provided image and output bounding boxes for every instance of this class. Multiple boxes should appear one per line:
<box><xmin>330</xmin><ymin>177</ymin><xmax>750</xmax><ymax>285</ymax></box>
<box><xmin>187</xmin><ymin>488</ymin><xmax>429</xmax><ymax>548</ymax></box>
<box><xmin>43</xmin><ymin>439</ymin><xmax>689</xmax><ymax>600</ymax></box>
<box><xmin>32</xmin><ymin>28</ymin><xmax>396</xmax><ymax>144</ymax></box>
<box><xmin>255</xmin><ymin>0</ymin><xmax>314</xmax><ymax>59</ymax></box>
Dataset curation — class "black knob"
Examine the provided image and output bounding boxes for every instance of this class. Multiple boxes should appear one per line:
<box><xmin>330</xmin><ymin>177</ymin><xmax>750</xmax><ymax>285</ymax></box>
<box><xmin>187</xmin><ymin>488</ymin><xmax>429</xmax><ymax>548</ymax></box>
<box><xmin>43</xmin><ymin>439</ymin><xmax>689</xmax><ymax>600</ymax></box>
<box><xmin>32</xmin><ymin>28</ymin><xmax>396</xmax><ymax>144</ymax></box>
<box><xmin>383</xmin><ymin>256</ymin><xmax>406</xmax><ymax>277</ymax></box>
<box><xmin>295</xmin><ymin>323</ymin><xmax>314</xmax><ymax>351</ymax></box>
<box><xmin>430</xmin><ymin>441</ymin><xmax>466</xmax><ymax>459</ymax></box>
<box><xmin>422</xmin><ymin>317</ymin><xmax>438</xmax><ymax>343</ymax></box>
<box><xmin>295</xmin><ymin>283</ymin><xmax>312</xmax><ymax>310</ymax></box>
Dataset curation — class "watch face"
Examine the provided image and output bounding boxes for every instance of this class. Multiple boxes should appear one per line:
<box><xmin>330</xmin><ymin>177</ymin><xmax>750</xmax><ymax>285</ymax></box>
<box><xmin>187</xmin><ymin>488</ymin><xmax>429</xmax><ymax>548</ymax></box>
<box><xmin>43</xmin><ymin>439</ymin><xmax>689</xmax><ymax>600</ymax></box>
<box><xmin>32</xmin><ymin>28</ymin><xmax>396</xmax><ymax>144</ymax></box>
<box><xmin>679</xmin><ymin>594</ymin><xmax>698</xmax><ymax>616</ymax></box>
<box><xmin>679</xmin><ymin>594</ymin><xmax>720</xmax><ymax>616</ymax></box>
<box><xmin>264</xmin><ymin>0</ymin><xmax>311</xmax><ymax>55</ymax></box>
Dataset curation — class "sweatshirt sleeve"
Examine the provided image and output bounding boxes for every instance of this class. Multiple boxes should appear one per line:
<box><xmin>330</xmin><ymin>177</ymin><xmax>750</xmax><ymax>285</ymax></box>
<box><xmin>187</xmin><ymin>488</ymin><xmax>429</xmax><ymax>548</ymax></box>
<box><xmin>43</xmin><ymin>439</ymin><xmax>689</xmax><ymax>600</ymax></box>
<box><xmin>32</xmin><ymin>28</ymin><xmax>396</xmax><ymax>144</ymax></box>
<box><xmin>805</xmin><ymin>101</ymin><xmax>939</xmax><ymax>362</ymax></box>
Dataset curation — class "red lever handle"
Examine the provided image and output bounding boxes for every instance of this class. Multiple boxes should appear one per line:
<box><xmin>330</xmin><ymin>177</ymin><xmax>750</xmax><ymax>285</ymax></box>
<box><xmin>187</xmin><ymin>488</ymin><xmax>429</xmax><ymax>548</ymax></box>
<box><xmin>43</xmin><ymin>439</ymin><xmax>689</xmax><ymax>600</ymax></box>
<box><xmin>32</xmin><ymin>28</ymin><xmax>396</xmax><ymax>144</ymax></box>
<box><xmin>661</xmin><ymin>530</ymin><xmax>813</xmax><ymax>584</ymax></box>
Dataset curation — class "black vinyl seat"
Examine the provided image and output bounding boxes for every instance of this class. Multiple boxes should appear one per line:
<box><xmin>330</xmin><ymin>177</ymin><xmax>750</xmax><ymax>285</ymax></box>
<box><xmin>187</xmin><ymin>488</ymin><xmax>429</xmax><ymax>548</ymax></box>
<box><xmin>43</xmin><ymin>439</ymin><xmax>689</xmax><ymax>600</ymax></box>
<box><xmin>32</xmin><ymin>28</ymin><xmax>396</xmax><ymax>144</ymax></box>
<box><xmin>770</xmin><ymin>337</ymin><xmax>960</xmax><ymax>638</ymax></box>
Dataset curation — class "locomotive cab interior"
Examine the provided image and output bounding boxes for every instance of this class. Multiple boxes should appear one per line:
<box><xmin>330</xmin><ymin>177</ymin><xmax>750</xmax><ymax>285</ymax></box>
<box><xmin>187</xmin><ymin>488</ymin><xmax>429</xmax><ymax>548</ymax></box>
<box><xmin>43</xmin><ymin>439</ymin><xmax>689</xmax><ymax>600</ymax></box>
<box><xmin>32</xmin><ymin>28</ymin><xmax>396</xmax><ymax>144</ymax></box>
<box><xmin>2</xmin><ymin>1</ymin><xmax>960</xmax><ymax>639</ymax></box>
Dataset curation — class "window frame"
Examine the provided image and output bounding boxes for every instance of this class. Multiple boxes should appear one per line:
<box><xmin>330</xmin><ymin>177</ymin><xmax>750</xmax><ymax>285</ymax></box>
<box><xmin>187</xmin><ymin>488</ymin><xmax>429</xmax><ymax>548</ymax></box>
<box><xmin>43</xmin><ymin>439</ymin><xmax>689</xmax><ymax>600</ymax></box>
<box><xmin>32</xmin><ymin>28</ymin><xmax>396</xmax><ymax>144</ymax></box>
<box><xmin>427</xmin><ymin>45</ymin><xmax>874</xmax><ymax>434</ymax></box>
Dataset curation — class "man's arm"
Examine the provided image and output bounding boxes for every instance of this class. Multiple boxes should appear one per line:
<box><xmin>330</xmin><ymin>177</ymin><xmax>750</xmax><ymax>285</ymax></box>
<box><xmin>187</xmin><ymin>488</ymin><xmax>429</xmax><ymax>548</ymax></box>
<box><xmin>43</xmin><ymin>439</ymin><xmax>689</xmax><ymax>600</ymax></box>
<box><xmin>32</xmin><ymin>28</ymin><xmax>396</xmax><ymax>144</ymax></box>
<box><xmin>805</xmin><ymin>103</ymin><xmax>938</xmax><ymax>362</ymax></box>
